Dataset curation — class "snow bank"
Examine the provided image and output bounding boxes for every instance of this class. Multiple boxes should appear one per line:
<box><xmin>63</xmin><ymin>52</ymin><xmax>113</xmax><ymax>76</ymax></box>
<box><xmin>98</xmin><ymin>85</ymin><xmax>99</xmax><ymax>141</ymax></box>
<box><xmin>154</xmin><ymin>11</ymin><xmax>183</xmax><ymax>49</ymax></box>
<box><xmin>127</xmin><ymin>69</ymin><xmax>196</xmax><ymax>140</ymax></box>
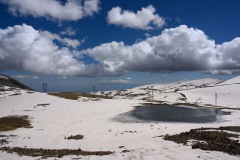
<box><xmin>1</xmin><ymin>76</ymin><xmax>240</xmax><ymax>159</ymax></box>
<box><xmin>0</xmin><ymin>92</ymin><xmax>240</xmax><ymax>160</ymax></box>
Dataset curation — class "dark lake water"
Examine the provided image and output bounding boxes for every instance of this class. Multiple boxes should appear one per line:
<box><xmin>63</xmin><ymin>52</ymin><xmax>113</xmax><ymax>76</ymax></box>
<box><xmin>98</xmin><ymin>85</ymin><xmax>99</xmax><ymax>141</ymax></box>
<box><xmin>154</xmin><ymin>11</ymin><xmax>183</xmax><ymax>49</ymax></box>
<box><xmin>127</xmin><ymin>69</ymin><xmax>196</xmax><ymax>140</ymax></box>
<box><xmin>114</xmin><ymin>104</ymin><xmax>231</xmax><ymax>123</ymax></box>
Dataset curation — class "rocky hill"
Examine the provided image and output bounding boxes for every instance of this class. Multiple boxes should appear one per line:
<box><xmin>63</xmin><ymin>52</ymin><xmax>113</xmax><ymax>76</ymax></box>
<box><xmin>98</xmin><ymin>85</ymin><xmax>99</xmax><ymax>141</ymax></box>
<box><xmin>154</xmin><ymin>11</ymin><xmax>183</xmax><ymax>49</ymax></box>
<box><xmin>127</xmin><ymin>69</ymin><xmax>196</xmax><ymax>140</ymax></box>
<box><xmin>0</xmin><ymin>74</ymin><xmax>33</xmax><ymax>91</ymax></box>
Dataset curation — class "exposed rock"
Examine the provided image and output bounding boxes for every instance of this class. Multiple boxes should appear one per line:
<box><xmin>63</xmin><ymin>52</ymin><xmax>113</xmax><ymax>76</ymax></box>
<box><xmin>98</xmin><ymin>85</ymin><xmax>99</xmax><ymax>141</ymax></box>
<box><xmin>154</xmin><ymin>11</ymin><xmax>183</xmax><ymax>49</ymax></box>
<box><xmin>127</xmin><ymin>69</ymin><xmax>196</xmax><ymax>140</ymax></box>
<box><xmin>164</xmin><ymin>127</ymin><xmax>240</xmax><ymax>156</ymax></box>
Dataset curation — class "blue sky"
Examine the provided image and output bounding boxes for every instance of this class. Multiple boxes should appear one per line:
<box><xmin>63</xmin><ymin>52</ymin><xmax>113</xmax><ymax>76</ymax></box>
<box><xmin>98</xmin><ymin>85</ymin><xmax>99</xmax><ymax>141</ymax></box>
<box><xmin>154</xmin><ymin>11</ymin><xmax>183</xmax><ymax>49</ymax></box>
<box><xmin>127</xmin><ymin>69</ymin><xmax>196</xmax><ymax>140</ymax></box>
<box><xmin>0</xmin><ymin>0</ymin><xmax>240</xmax><ymax>92</ymax></box>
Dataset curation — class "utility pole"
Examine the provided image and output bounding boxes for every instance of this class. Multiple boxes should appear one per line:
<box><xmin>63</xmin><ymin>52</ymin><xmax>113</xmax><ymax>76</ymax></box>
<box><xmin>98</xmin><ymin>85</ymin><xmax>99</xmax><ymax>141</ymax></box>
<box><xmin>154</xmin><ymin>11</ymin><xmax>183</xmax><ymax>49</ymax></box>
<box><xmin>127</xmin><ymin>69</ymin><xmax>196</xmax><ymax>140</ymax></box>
<box><xmin>42</xmin><ymin>83</ymin><xmax>48</xmax><ymax>93</ymax></box>
<box><xmin>93</xmin><ymin>85</ymin><xmax>95</xmax><ymax>93</ymax></box>
<box><xmin>215</xmin><ymin>92</ymin><xmax>217</xmax><ymax>106</ymax></box>
<box><xmin>152</xmin><ymin>90</ymin><xmax>154</xmax><ymax>101</ymax></box>
<box><xmin>1</xmin><ymin>86</ymin><xmax>5</xmax><ymax>97</ymax></box>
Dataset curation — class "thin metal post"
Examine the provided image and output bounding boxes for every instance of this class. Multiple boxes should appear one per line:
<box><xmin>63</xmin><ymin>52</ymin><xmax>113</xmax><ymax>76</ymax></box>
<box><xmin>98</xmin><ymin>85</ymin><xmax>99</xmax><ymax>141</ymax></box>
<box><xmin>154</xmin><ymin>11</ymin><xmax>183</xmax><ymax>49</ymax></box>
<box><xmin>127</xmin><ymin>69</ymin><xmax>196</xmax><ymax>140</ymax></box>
<box><xmin>215</xmin><ymin>92</ymin><xmax>217</xmax><ymax>106</ymax></box>
<box><xmin>152</xmin><ymin>90</ymin><xmax>153</xmax><ymax>101</ymax></box>
<box><xmin>93</xmin><ymin>85</ymin><xmax>95</xmax><ymax>93</ymax></box>
<box><xmin>42</xmin><ymin>83</ymin><xmax>47</xmax><ymax>93</ymax></box>
<box><xmin>3</xmin><ymin>86</ymin><xmax>5</xmax><ymax>97</ymax></box>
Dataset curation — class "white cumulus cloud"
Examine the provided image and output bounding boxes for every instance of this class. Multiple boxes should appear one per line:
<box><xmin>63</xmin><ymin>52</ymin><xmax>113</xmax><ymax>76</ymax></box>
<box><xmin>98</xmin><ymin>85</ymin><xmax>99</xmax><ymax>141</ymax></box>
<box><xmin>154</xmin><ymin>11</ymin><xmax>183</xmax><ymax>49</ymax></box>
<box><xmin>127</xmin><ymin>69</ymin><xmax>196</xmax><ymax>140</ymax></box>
<box><xmin>205</xmin><ymin>70</ymin><xmax>240</xmax><ymax>75</ymax></box>
<box><xmin>0</xmin><ymin>0</ymin><xmax>100</xmax><ymax>21</ymax></box>
<box><xmin>83</xmin><ymin>25</ymin><xmax>240</xmax><ymax>75</ymax></box>
<box><xmin>107</xmin><ymin>5</ymin><xmax>165</xmax><ymax>30</ymax></box>
<box><xmin>60</xmin><ymin>27</ymin><xmax>77</xmax><ymax>36</ymax></box>
<box><xmin>1</xmin><ymin>24</ymin><xmax>240</xmax><ymax>77</ymax></box>
<box><xmin>41</xmin><ymin>31</ymin><xmax>82</xmax><ymax>49</ymax></box>
<box><xmin>101</xmin><ymin>78</ymin><xmax>135</xmax><ymax>84</ymax></box>
<box><xmin>0</xmin><ymin>24</ymin><xmax>101</xmax><ymax>76</ymax></box>
<box><xmin>57</xmin><ymin>76</ymin><xmax>67</xmax><ymax>80</ymax></box>
<box><xmin>12</xmin><ymin>75</ymin><xmax>39</xmax><ymax>79</ymax></box>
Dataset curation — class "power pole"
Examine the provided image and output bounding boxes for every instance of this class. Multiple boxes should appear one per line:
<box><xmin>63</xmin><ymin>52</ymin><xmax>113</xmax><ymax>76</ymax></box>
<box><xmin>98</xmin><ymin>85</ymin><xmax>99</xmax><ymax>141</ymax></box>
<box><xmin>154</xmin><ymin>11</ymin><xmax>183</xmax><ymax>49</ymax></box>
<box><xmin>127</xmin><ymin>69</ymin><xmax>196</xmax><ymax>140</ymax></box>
<box><xmin>1</xmin><ymin>86</ymin><xmax>5</xmax><ymax>97</ymax></box>
<box><xmin>215</xmin><ymin>92</ymin><xmax>217</xmax><ymax>106</ymax></box>
<box><xmin>152</xmin><ymin>90</ymin><xmax>154</xmax><ymax>101</ymax></box>
<box><xmin>42</xmin><ymin>83</ymin><xmax>48</xmax><ymax>93</ymax></box>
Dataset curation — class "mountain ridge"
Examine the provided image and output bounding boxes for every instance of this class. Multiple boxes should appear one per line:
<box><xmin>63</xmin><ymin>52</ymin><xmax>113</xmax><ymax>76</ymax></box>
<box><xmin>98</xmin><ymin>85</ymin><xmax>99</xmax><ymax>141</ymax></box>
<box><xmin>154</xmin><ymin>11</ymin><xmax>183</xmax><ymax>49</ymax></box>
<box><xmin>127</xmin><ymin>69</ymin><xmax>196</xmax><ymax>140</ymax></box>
<box><xmin>0</xmin><ymin>74</ymin><xmax>34</xmax><ymax>91</ymax></box>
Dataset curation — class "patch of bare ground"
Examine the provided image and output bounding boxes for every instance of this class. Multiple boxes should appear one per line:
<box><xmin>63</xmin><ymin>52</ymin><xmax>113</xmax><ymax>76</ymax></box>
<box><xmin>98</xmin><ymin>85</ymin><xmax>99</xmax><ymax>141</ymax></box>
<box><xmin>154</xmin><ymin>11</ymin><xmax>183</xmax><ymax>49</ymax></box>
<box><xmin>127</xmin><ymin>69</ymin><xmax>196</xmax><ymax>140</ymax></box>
<box><xmin>36</xmin><ymin>103</ymin><xmax>50</xmax><ymax>108</ymax></box>
<box><xmin>48</xmin><ymin>92</ymin><xmax>112</xmax><ymax>100</ymax></box>
<box><xmin>0</xmin><ymin>135</ymin><xmax>17</xmax><ymax>146</ymax></box>
<box><xmin>0</xmin><ymin>147</ymin><xmax>114</xmax><ymax>158</ymax></box>
<box><xmin>121</xmin><ymin>150</ymin><xmax>131</xmax><ymax>153</ymax></box>
<box><xmin>173</xmin><ymin>102</ymin><xmax>200</xmax><ymax>107</ymax></box>
<box><xmin>164</xmin><ymin>126</ymin><xmax>240</xmax><ymax>156</ymax></box>
<box><xmin>193</xmin><ymin>126</ymin><xmax>240</xmax><ymax>133</ymax></box>
<box><xmin>0</xmin><ymin>138</ymin><xmax>8</xmax><ymax>145</ymax></box>
<box><xmin>218</xmin><ymin>126</ymin><xmax>240</xmax><ymax>132</ymax></box>
<box><xmin>142</xmin><ymin>100</ymin><xmax>167</xmax><ymax>104</ymax></box>
<box><xmin>26</xmin><ymin>91</ymin><xmax>34</xmax><ymax>94</ymax></box>
<box><xmin>0</xmin><ymin>115</ymin><xmax>32</xmax><ymax>131</ymax></box>
<box><xmin>65</xmin><ymin>134</ymin><xmax>84</xmax><ymax>140</ymax></box>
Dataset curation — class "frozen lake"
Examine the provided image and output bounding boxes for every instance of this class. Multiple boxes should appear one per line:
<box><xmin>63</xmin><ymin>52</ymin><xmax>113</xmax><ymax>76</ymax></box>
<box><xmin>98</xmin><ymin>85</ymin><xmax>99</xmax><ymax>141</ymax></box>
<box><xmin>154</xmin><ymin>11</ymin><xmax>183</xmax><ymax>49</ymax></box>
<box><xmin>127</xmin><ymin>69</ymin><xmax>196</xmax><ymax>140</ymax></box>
<box><xmin>131</xmin><ymin>104</ymin><xmax>231</xmax><ymax>123</ymax></box>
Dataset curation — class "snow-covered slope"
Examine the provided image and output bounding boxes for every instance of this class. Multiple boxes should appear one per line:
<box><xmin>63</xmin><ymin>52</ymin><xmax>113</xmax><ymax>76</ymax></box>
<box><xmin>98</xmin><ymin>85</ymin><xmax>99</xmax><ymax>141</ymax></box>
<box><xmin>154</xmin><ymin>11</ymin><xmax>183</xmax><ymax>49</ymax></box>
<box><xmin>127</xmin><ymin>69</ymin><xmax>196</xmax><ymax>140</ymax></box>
<box><xmin>96</xmin><ymin>77</ymin><xmax>239</xmax><ymax>108</ymax></box>
<box><xmin>217</xmin><ymin>75</ymin><xmax>240</xmax><ymax>85</ymax></box>
<box><xmin>0</xmin><ymin>75</ymin><xmax>240</xmax><ymax>160</ymax></box>
<box><xmin>1</xmin><ymin>92</ymin><xmax>240</xmax><ymax>160</ymax></box>
<box><xmin>179</xmin><ymin>76</ymin><xmax>240</xmax><ymax>108</ymax></box>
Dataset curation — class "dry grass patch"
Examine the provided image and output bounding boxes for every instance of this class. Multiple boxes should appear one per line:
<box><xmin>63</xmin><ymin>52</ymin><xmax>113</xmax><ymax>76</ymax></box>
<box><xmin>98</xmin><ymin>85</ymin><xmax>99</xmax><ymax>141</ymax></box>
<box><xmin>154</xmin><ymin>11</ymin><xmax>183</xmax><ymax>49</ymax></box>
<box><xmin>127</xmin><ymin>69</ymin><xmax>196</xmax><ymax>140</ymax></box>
<box><xmin>0</xmin><ymin>147</ymin><xmax>114</xmax><ymax>158</ymax></box>
<box><xmin>48</xmin><ymin>92</ymin><xmax>112</xmax><ymax>100</ymax></box>
<box><xmin>0</xmin><ymin>115</ymin><xmax>32</xmax><ymax>131</ymax></box>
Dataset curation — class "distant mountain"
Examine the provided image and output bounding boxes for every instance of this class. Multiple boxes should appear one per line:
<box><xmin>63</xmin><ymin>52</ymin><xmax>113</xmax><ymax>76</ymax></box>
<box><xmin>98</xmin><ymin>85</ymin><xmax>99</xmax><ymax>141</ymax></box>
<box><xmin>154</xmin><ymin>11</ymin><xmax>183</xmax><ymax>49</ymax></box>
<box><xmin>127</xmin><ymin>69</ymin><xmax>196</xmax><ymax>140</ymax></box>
<box><xmin>0</xmin><ymin>74</ymin><xmax>33</xmax><ymax>91</ymax></box>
